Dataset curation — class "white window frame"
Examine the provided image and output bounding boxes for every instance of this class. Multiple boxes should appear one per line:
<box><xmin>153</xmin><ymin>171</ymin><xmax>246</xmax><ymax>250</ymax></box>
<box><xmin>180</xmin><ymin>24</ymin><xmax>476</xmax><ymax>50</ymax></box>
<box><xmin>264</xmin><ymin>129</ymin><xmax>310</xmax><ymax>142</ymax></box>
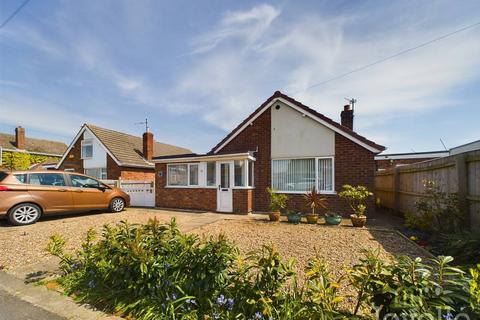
<box><xmin>166</xmin><ymin>163</ymin><xmax>200</xmax><ymax>188</ymax></box>
<box><xmin>205</xmin><ymin>161</ymin><xmax>217</xmax><ymax>188</ymax></box>
<box><xmin>84</xmin><ymin>167</ymin><xmax>107</xmax><ymax>180</ymax></box>
<box><xmin>271</xmin><ymin>156</ymin><xmax>335</xmax><ymax>194</ymax></box>
<box><xmin>81</xmin><ymin>139</ymin><xmax>93</xmax><ymax>159</ymax></box>
<box><xmin>166</xmin><ymin>161</ymin><xmax>255</xmax><ymax>189</ymax></box>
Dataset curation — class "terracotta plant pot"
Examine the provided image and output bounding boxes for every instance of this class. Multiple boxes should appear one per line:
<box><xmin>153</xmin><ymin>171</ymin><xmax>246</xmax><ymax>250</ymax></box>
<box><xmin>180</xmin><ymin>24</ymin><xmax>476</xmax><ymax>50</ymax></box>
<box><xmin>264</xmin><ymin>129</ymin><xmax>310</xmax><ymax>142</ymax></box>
<box><xmin>269</xmin><ymin>211</ymin><xmax>281</xmax><ymax>222</ymax></box>
<box><xmin>306</xmin><ymin>214</ymin><xmax>318</xmax><ymax>224</ymax></box>
<box><xmin>325</xmin><ymin>215</ymin><xmax>342</xmax><ymax>225</ymax></box>
<box><xmin>350</xmin><ymin>215</ymin><xmax>367</xmax><ymax>227</ymax></box>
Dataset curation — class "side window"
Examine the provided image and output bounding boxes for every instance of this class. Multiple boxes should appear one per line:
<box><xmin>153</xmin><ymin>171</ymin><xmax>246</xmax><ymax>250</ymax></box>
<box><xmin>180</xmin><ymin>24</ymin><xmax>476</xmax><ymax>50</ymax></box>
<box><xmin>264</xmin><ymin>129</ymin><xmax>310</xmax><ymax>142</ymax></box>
<box><xmin>81</xmin><ymin>140</ymin><xmax>93</xmax><ymax>159</ymax></box>
<box><xmin>13</xmin><ymin>174</ymin><xmax>27</xmax><ymax>184</ymax></box>
<box><xmin>29</xmin><ymin>173</ymin><xmax>66</xmax><ymax>186</ymax></box>
<box><xmin>70</xmin><ymin>174</ymin><xmax>100</xmax><ymax>188</ymax></box>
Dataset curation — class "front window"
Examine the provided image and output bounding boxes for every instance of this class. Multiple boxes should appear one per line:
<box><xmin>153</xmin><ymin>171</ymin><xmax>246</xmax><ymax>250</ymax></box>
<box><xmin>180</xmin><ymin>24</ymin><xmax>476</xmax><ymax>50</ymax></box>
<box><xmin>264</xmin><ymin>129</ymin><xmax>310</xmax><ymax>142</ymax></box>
<box><xmin>84</xmin><ymin>168</ymin><xmax>107</xmax><ymax>180</ymax></box>
<box><xmin>28</xmin><ymin>173</ymin><xmax>66</xmax><ymax>186</ymax></box>
<box><xmin>167</xmin><ymin>163</ymin><xmax>199</xmax><ymax>187</ymax></box>
<box><xmin>81</xmin><ymin>140</ymin><xmax>93</xmax><ymax>159</ymax></box>
<box><xmin>272</xmin><ymin>157</ymin><xmax>333</xmax><ymax>192</ymax></box>
<box><xmin>206</xmin><ymin>162</ymin><xmax>216</xmax><ymax>186</ymax></box>
<box><xmin>189</xmin><ymin>164</ymin><xmax>199</xmax><ymax>186</ymax></box>
<box><xmin>234</xmin><ymin>160</ymin><xmax>246</xmax><ymax>187</ymax></box>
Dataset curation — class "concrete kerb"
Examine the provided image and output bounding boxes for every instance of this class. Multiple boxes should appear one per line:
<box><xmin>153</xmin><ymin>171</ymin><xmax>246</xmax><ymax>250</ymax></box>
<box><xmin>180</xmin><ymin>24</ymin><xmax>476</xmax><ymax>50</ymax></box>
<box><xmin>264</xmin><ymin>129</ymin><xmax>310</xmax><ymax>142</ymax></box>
<box><xmin>0</xmin><ymin>271</ymin><xmax>121</xmax><ymax>320</ymax></box>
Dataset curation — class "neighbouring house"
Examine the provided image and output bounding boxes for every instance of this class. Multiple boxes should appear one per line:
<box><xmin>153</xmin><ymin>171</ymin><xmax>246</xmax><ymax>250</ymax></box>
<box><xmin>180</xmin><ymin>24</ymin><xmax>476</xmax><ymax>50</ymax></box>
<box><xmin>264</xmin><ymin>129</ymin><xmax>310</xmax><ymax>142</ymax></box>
<box><xmin>375</xmin><ymin>139</ymin><xmax>480</xmax><ymax>170</ymax></box>
<box><xmin>57</xmin><ymin>124</ymin><xmax>191</xmax><ymax>181</ymax></box>
<box><xmin>375</xmin><ymin>151</ymin><xmax>449</xmax><ymax>171</ymax></box>
<box><xmin>0</xmin><ymin>126</ymin><xmax>67</xmax><ymax>170</ymax></box>
<box><xmin>153</xmin><ymin>91</ymin><xmax>385</xmax><ymax>215</ymax></box>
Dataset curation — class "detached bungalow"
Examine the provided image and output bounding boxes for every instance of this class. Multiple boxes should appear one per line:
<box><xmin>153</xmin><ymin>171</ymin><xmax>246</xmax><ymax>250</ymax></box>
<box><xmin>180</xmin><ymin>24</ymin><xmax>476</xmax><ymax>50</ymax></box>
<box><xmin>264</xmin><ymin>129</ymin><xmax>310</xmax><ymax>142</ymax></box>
<box><xmin>153</xmin><ymin>91</ymin><xmax>385</xmax><ymax>215</ymax></box>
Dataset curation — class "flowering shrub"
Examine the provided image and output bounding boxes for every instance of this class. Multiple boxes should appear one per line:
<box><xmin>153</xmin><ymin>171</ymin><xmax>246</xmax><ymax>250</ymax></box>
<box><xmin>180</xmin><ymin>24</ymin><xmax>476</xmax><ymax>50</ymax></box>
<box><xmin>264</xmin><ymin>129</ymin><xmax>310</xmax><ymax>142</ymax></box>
<box><xmin>46</xmin><ymin>218</ymin><xmax>479</xmax><ymax>319</ymax></box>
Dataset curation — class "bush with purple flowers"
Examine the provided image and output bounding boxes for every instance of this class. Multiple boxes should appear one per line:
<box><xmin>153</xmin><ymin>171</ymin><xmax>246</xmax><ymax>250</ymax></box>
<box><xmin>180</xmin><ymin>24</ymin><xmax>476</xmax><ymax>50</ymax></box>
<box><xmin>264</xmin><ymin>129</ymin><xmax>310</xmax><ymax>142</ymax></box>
<box><xmin>46</xmin><ymin>218</ymin><xmax>479</xmax><ymax>320</ymax></box>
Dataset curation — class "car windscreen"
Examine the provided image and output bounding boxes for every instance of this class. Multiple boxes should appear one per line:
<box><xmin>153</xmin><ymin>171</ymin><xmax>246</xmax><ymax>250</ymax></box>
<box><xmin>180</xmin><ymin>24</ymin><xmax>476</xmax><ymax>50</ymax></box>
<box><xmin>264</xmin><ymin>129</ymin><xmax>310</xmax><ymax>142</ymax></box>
<box><xmin>0</xmin><ymin>172</ymin><xmax>8</xmax><ymax>182</ymax></box>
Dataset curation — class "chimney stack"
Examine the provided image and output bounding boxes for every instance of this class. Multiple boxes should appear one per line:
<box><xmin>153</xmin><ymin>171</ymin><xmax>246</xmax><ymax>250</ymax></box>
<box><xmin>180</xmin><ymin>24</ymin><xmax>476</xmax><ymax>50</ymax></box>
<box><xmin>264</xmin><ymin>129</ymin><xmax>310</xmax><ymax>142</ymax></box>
<box><xmin>143</xmin><ymin>131</ymin><xmax>154</xmax><ymax>161</ymax></box>
<box><xmin>15</xmin><ymin>126</ymin><xmax>26</xmax><ymax>150</ymax></box>
<box><xmin>340</xmin><ymin>105</ymin><xmax>354</xmax><ymax>130</ymax></box>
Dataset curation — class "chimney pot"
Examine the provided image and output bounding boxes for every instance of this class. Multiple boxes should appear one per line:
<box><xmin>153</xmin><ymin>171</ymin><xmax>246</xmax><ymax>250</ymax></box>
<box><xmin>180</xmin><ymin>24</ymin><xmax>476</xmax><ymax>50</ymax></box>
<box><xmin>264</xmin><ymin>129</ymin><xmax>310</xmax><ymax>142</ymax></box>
<box><xmin>340</xmin><ymin>105</ymin><xmax>354</xmax><ymax>130</ymax></box>
<box><xmin>15</xmin><ymin>126</ymin><xmax>26</xmax><ymax>150</ymax></box>
<box><xmin>143</xmin><ymin>131</ymin><xmax>154</xmax><ymax>161</ymax></box>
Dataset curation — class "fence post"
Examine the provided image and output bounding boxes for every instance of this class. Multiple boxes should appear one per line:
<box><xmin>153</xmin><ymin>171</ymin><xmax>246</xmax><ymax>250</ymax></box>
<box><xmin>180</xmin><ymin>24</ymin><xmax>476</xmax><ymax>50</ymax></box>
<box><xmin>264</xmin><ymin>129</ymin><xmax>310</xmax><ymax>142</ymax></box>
<box><xmin>393</xmin><ymin>167</ymin><xmax>400</xmax><ymax>215</ymax></box>
<box><xmin>455</xmin><ymin>154</ymin><xmax>469</xmax><ymax>229</ymax></box>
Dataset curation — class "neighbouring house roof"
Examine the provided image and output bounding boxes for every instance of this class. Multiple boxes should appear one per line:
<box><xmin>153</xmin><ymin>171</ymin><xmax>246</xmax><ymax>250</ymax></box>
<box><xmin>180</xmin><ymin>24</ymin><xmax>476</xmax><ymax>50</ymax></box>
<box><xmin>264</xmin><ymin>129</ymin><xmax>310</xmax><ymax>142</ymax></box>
<box><xmin>210</xmin><ymin>91</ymin><xmax>385</xmax><ymax>154</ymax></box>
<box><xmin>374</xmin><ymin>151</ymin><xmax>449</xmax><ymax>160</ymax></box>
<box><xmin>58</xmin><ymin>124</ymin><xmax>192</xmax><ymax>169</ymax></box>
<box><xmin>0</xmin><ymin>133</ymin><xmax>67</xmax><ymax>156</ymax></box>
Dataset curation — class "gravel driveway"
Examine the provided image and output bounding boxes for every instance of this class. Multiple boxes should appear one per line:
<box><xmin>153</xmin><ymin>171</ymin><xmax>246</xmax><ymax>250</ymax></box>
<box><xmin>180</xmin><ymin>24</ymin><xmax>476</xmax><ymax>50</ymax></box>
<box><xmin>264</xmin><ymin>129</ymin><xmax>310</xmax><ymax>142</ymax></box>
<box><xmin>0</xmin><ymin>208</ymin><xmax>224</xmax><ymax>278</ymax></box>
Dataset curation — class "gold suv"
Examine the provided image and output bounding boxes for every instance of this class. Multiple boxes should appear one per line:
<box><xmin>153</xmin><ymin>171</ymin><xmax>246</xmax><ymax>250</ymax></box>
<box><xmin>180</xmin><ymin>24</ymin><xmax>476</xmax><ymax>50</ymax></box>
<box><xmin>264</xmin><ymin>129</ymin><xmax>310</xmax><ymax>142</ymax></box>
<box><xmin>0</xmin><ymin>171</ymin><xmax>130</xmax><ymax>226</ymax></box>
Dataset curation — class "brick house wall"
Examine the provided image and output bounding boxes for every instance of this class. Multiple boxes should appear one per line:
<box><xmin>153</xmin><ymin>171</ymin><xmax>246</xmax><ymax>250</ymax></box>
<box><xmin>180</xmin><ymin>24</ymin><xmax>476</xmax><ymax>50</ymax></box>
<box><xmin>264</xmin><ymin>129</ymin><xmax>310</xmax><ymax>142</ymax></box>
<box><xmin>106</xmin><ymin>155</ymin><xmax>155</xmax><ymax>181</ymax></box>
<box><xmin>233</xmin><ymin>189</ymin><xmax>253</xmax><ymax>214</ymax></box>
<box><xmin>155</xmin><ymin>163</ymin><xmax>217</xmax><ymax>211</ymax></box>
<box><xmin>58</xmin><ymin>133</ymin><xmax>84</xmax><ymax>173</ymax></box>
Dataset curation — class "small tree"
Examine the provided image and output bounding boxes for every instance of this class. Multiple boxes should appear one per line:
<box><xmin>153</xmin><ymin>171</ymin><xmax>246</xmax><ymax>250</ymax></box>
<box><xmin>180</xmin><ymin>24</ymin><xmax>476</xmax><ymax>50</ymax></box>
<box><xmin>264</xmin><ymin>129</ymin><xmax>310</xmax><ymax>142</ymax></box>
<box><xmin>338</xmin><ymin>185</ymin><xmax>372</xmax><ymax>217</ymax></box>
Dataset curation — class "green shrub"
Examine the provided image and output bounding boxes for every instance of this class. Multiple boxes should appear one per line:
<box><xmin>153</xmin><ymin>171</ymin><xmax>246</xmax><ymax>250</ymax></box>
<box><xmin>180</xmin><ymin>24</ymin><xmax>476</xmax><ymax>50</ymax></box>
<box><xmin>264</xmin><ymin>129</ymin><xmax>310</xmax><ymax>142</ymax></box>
<box><xmin>338</xmin><ymin>185</ymin><xmax>372</xmax><ymax>217</ymax></box>
<box><xmin>349</xmin><ymin>250</ymin><xmax>477</xmax><ymax>318</ymax></box>
<box><xmin>439</xmin><ymin>232</ymin><xmax>480</xmax><ymax>267</ymax></box>
<box><xmin>46</xmin><ymin>218</ymin><xmax>479</xmax><ymax>320</ymax></box>
<box><xmin>266</xmin><ymin>187</ymin><xmax>288</xmax><ymax>212</ymax></box>
<box><xmin>413</xmin><ymin>180</ymin><xmax>464</xmax><ymax>234</ymax></box>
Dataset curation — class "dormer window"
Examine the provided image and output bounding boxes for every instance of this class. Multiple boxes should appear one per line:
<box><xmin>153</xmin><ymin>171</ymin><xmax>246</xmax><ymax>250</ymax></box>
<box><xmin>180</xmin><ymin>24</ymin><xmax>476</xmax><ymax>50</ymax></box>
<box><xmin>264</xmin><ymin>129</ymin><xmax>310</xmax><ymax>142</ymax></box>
<box><xmin>81</xmin><ymin>140</ymin><xmax>93</xmax><ymax>159</ymax></box>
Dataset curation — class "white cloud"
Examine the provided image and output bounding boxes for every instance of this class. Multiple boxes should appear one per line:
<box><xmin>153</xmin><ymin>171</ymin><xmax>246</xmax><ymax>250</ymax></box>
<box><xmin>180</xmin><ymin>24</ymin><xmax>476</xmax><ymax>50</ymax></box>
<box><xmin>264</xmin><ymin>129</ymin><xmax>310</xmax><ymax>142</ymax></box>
<box><xmin>167</xmin><ymin>3</ymin><xmax>480</xmax><ymax>138</ymax></box>
<box><xmin>190</xmin><ymin>4</ymin><xmax>281</xmax><ymax>54</ymax></box>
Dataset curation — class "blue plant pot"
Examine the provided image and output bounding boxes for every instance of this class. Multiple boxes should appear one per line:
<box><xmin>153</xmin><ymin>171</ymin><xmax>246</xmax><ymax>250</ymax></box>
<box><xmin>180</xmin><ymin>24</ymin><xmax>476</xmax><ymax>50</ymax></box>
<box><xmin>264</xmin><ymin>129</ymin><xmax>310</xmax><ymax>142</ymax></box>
<box><xmin>287</xmin><ymin>213</ymin><xmax>302</xmax><ymax>224</ymax></box>
<box><xmin>325</xmin><ymin>215</ymin><xmax>342</xmax><ymax>225</ymax></box>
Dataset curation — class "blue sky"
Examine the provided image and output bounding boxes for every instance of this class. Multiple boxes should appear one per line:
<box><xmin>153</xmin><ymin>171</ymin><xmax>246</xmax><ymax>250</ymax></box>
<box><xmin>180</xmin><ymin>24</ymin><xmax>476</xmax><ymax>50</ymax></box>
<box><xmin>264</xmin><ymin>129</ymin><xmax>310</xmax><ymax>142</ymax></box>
<box><xmin>1</xmin><ymin>0</ymin><xmax>479</xmax><ymax>154</ymax></box>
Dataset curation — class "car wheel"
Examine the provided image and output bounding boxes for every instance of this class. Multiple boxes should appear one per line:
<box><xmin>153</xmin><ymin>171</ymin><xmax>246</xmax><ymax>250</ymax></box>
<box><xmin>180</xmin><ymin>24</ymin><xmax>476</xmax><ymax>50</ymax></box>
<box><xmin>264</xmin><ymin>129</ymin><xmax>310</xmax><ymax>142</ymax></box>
<box><xmin>109</xmin><ymin>197</ymin><xmax>125</xmax><ymax>213</ymax></box>
<box><xmin>8</xmin><ymin>203</ymin><xmax>42</xmax><ymax>226</ymax></box>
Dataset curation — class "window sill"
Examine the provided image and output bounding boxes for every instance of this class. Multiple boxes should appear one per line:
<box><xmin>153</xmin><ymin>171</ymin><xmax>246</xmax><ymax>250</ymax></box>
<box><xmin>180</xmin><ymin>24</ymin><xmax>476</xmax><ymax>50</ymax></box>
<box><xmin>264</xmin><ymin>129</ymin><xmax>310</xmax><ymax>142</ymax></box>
<box><xmin>165</xmin><ymin>186</ymin><xmax>256</xmax><ymax>190</ymax></box>
<box><xmin>274</xmin><ymin>190</ymin><xmax>337</xmax><ymax>195</ymax></box>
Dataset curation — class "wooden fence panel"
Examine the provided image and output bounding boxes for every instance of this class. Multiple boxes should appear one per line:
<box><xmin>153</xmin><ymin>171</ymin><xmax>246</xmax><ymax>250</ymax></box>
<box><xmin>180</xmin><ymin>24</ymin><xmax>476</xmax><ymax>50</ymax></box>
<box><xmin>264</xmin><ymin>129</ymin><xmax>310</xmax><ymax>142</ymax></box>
<box><xmin>375</xmin><ymin>149</ymin><xmax>480</xmax><ymax>230</ymax></box>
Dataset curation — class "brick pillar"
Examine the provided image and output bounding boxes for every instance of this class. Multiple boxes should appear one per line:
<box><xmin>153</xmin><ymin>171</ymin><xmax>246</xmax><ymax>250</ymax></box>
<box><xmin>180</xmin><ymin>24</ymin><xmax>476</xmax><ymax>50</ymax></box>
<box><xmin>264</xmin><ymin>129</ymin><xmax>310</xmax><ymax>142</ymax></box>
<box><xmin>15</xmin><ymin>126</ymin><xmax>25</xmax><ymax>150</ymax></box>
<box><xmin>143</xmin><ymin>131</ymin><xmax>154</xmax><ymax>161</ymax></box>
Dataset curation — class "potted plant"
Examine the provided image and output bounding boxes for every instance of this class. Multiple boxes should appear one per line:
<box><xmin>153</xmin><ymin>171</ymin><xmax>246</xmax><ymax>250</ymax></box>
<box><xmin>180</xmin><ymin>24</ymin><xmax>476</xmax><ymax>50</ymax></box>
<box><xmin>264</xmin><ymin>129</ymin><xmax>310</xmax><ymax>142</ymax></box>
<box><xmin>287</xmin><ymin>211</ymin><xmax>302</xmax><ymax>224</ymax></box>
<box><xmin>267</xmin><ymin>187</ymin><xmax>288</xmax><ymax>222</ymax></box>
<box><xmin>324</xmin><ymin>212</ymin><xmax>342</xmax><ymax>225</ymax></box>
<box><xmin>338</xmin><ymin>185</ymin><xmax>373</xmax><ymax>227</ymax></box>
<box><xmin>303</xmin><ymin>187</ymin><xmax>327</xmax><ymax>224</ymax></box>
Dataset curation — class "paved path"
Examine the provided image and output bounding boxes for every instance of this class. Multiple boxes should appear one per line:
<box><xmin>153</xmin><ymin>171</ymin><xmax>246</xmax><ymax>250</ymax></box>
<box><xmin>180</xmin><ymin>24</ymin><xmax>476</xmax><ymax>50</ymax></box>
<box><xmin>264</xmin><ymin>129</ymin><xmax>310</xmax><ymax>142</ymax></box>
<box><xmin>0</xmin><ymin>289</ymin><xmax>65</xmax><ymax>320</ymax></box>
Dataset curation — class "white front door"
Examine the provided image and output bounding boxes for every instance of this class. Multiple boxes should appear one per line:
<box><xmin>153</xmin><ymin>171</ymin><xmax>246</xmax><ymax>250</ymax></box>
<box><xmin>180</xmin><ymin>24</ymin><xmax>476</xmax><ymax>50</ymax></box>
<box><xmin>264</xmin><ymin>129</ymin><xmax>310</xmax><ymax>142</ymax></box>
<box><xmin>216</xmin><ymin>161</ymin><xmax>233</xmax><ymax>212</ymax></box>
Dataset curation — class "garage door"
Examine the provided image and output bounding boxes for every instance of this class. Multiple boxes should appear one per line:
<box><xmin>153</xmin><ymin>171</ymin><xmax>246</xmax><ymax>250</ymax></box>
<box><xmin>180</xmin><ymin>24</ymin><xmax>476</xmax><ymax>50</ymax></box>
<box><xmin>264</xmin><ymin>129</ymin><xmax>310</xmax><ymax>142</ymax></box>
<box><xmin>119</xmin><ymin>180</ymin><xmax>155</xmax><ymax>207</ymax></box>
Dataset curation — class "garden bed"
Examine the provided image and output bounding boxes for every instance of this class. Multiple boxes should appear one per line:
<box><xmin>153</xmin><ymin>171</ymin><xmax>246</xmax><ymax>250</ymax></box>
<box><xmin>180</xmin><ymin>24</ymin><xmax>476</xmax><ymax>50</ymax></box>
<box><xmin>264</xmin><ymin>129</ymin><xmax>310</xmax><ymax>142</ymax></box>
<box><xmin>193</xmin><ymin>219</ymin><xmax>431</xmax><ymax>309</ymax></box>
